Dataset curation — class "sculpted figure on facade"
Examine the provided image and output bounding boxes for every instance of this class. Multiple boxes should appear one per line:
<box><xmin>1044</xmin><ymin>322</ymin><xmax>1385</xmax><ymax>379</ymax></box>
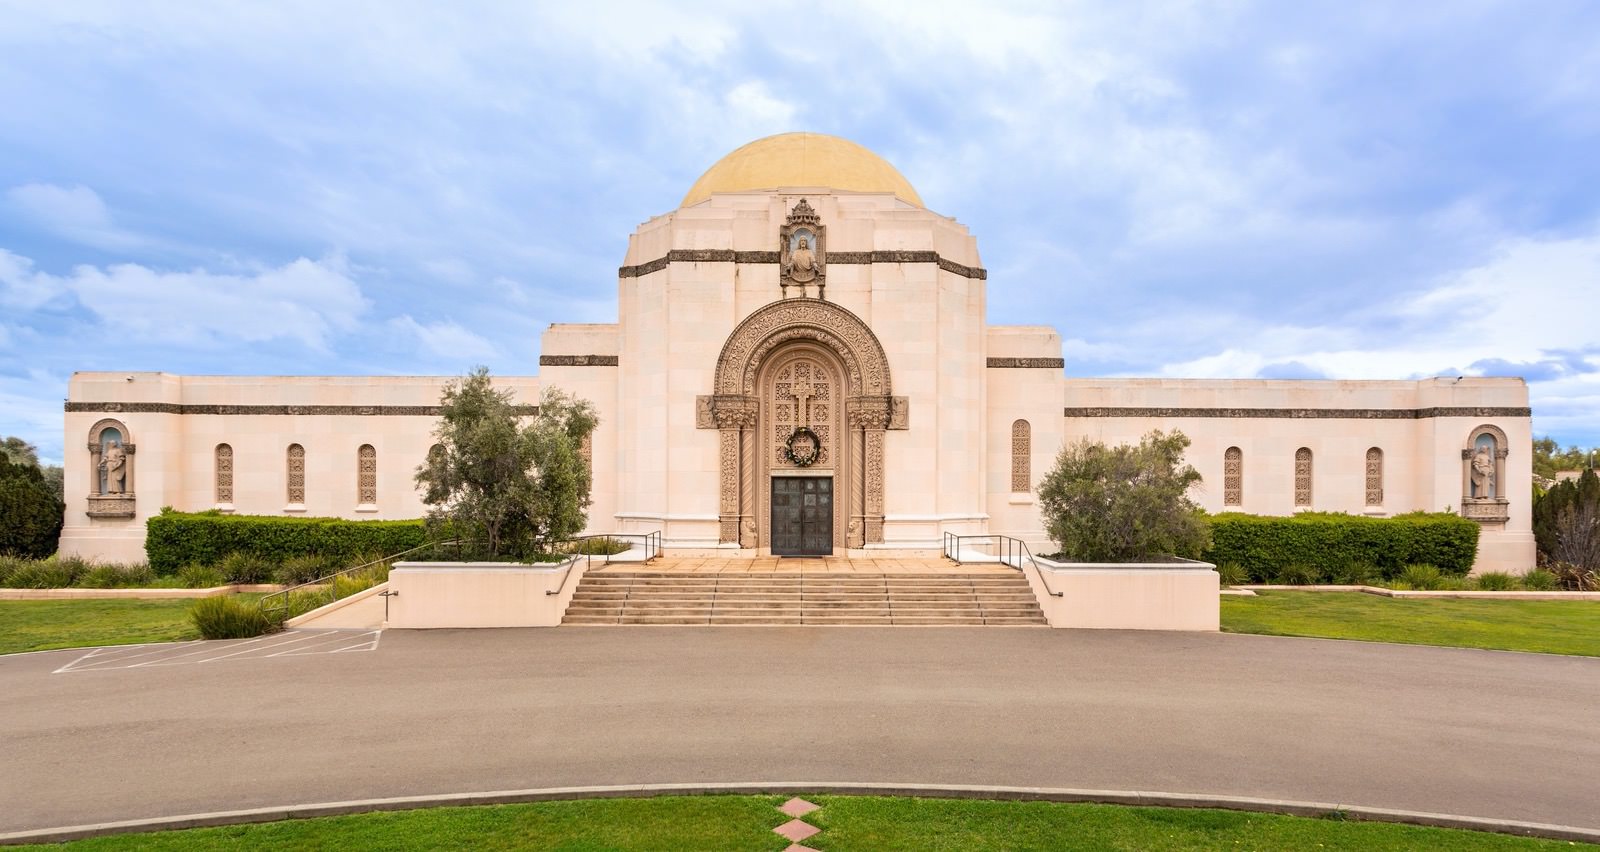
<box><xmin>779</xmin><ymin>198</ymin><xmax>825</xmax><ymax>299</ymax></box>
<box><xmin>1471</xmin><ymin>445</ymin><xmax>1495</xmax><ymax>499</ymax></box>
<box><xmin>101</xmin><ymin>440</ymin><xmax>127</xmax><ymax>494</ymax></box>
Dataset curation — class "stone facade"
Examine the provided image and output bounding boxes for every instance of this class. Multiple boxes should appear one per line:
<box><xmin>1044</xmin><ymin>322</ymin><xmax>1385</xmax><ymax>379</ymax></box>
<box><xmin>57</xmin><ymin>134</ymin><xmax>1537</xmax><ymax>572</ymax></box>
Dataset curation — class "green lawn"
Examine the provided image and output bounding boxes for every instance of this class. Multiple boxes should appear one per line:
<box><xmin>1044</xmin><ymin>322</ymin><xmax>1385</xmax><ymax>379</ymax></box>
<box><xmin>1222</xmin><ymin>591</ymin><xmax>1600</xmax><ymax>656</ymax></box>
<box><xmin>0</xmin><ymin>598</ymin><xmax>203</xmax><ymax>655</ymax></box>
<box><xmin>18</xmin><ymin>796</ymin><xmax>1592</xmax><ymax>851</ymax></box>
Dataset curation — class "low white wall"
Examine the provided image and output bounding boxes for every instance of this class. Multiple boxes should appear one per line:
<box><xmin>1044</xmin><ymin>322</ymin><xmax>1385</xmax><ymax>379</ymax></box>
<box><xmin>1027</xmin><ymin>557</ymin><xmax>1221</xmax><ymax>631</ymax></box>
<box><xmin>285</xmin><ymin>582</ymin><xmax>389</xmax><ymax>629</ymax></box>
<box><xmin>385</xmin><ymin>559</ymin><xmax>586</xmax><ymax>629</ymax></box>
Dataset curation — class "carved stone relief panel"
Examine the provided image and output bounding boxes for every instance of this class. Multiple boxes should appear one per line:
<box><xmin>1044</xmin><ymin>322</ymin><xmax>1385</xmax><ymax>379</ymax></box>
<box><xmin>287</xmin><ymin>443</ymin><xmax>306</xmax><ymax>505</ymax></box>
<box><xmin>1294</xmin><ymin>447</ymin><xmax>1313</xmax><ymax>507</ymax></box>
<box><xmin>1365</xmin><ymin>447</ymin><xmax>1384</xmax><ymax>507</ymax></box>
<box><xmin>1223</xmin><ymin>447</ymin><xmax>1242</xmax><ymax>507</ymax></box>
<box><xmin>357</xmin><ymin>444</ymin><xmax>377</xmax><ymax>505</ymax></box>
<box><xmin>215</xmin><ymin>444</ymin><xmax>234</xmax><ymax>505</ymax></box>
<box><xmin>768</xmin><ymin>356</ymin><xmax>835</xmax><ymax>469</ymax></box>
<box><xmin>1011</xmin><ymin>419</ymin><xmax>1031</xmax><ymax>492</ymax></box>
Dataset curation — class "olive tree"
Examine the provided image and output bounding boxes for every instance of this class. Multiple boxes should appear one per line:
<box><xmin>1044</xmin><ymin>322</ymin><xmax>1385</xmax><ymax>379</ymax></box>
<box><xmin>1036</xmin><ymin>430</ymin><xmax>1211</xmax><ymax>562</ymax></box>
<box><xmin>414</xmin><ymin>368</ymin><xmax>598</xmax><ymax>558</ymax></box>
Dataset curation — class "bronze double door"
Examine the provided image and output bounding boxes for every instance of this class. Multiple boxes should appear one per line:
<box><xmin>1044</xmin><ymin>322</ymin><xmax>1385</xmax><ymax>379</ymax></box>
<box><xmin>770</xmin><ymin>476</ymin><xmax>833</xmax><ymax>556</ymax></box>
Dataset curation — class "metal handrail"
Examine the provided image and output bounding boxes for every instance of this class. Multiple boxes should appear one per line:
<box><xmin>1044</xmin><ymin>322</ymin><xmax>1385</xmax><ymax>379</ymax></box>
<box><xmin>549</xmin><ymin>531</ymin><xmax>663</xmax><ymax>564</ymax></box>
<box><xmin>260</xmin><ymin>539</ymin><xmax>467</xmax><ymax>616</ymax></box>
<box><xmin>546</xmin><ymin>551</ymin><xmax>590</xmax><ymax>597</ymax></box>
<box><xmin>943</xmin><ymin>532</ymin><xmax>1063</xmax><ymax>598</ymax></box>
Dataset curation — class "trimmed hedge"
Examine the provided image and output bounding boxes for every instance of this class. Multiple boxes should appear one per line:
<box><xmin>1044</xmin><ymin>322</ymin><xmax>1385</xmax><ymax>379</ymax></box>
<box><xmin>146</xmin><ymin>510</ymin><xmax>428</xmax><ymax>573</ymax></box>
<box><xmin>1204</xmin><ymin>511</ymin><xmax>1480</xmax><ymax>581</ymax></box>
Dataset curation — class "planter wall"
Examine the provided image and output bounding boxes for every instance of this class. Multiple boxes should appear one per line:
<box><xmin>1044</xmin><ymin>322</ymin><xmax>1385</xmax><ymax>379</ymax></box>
<box><xmin>1028</xmin><ymin>556</ymin><xmax>1220</xmax><ymax>631</ymax></box>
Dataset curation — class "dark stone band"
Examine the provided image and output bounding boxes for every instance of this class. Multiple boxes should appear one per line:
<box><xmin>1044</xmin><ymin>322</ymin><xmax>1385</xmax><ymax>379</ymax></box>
<box><xmin>539</xmin><ymin>355</ymin><xmax>619</xmax><ymax>367</ymax></box>
<box><xmin>65</xmin><ymin>403</ymin><xmax>539</xmax><ymax>416</ymax></box>
<box><xmin>1063</xmin><ymin>406</ymin><xmax>1533</xmax><ymax>420</ymax></box>
<box><xmin>619</xmin><ymin>250</ymin><xmax>986</xmax><ymax>280</ymax></box>
<box><xmin>987</xmin><ymin>358</ymin><xmax>1065</xmax><ymax>368</ymax></box>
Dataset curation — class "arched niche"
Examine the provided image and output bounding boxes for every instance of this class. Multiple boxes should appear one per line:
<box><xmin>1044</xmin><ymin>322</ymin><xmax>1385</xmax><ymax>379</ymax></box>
<box><xmin>85</xmin><ymin>418</ymin><xmax>136</xmax><ymax>519</ymax></box>
<box><xmin>1461</xmin><ymin>424</ymin><xmax>1510</xmax><ymax>524</ymax></box>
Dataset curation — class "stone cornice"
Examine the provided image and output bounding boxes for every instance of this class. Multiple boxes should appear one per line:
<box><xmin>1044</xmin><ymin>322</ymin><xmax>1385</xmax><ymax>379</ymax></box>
<box><xmin>1063</xmin><ymin>406</ymin><xmax>1533</xmax><ymax>420</ymax></box>
<box><xmin>987</xmin><ymin>358</ymin><xmax>1065</xmax><ymax>368</ymax></box>
<box><xmin>65</xmin><ymin>402</ymin><xmax>539</xmax><ymax>416</ymax></box>
<box><xmin>619</xmin><ymin>249</ymin><xmax>986</xmax><ymax>280</ymax></box>
<box><xmin>538</xmin><ymin>355</ymin><xmax>619</xmax><ymax>367</ymax></box>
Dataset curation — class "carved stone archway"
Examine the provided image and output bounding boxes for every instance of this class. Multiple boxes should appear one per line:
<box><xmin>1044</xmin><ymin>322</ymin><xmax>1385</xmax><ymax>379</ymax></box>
<box><xmin>703</xmin><ymin>300</ymin><xmax>893</xmax><ymax>549</ymax></box>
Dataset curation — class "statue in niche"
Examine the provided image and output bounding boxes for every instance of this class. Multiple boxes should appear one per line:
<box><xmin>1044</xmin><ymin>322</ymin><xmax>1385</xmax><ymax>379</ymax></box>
<box><xmin>786</xmin><ymin>235</ymin><xmax>821</xmax><ymax>283</ymax></box>
<box><xmin>1471</xmin><ymin>444</ymin><xmax>1495</xmax><ymax>499</ymax></box>
<box><xmin>101</xmin><ymin>440</ymin><xmax>127</xmax><ymax>495</ymax></box>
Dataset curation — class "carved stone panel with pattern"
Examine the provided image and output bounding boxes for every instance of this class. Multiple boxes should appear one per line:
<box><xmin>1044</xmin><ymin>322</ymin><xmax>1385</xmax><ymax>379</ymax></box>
<box><xmin>287</xmin><ymin>444</ymin><xmax>306</xmax><ymax>505</ymax></box>
<box><xmin>768</xmin><ymin>357</ymin><xmax>834</xmax><ymax>469</ymax></box>
<box><xmin>1365</xmin><ymin>447</ymin><xmax>1383</xmax><ymax>506</ymax></box>
<box><xmin>1223</xmin><ymin>447</ymin><xmax>1242</xmax><ymax>507</ymax></box>
<box><xmin>215</xmin><ymin>444</ymin><xmax>233</xmax><ymax>504</ymax></box>
<box><xmin>1294</xmin><ymin>447</ymin><xmax>1313</xmax><ymax>507</ymax></box>
<box><xmin>1011</xmin><ymin>420</ymin><xmax>1031</xmax><ymax>492</ymax></box>
<box><xmin>358</xmin><ymin>444</ymin><xmax>377</xmax><ymax>505</ymax></box>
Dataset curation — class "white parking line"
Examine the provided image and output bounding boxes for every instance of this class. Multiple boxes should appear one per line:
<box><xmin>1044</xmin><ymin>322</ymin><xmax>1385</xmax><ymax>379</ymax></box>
<box><xmin>52</xmin><ymin>630</ymin><xmax>383</xmax><ymax>673</ymax></box>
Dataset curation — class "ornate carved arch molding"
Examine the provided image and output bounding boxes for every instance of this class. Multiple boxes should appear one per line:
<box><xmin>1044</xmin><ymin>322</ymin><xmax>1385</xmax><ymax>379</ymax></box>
<box><xmin>703</xmin><ymin>299</ymin><xmax>894</xmax><ymax>548</ymax></box>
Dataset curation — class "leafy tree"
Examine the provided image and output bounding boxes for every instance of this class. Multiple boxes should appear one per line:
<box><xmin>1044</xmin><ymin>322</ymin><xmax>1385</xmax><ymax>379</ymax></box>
<box><xmin>1532</xmin><ymin>436</ymin><xmax>1600</xmax><ymax>479</ymax></box>
<box><xmin>1037</xmin><ymin>430</ymin><xmax>1211</xmax><ymax>562</ymax></box>
<box><xmin>414</xmin><ymin>367</ymin><xmax>598</xmax><ymax>558</ymax></box>
<box><xmin>0</xmin><ymin>436</ymin><xmax>63</xmax><ymax>502</ymax></box>
<box><xmin>0</xmin><ymin>454</ymin><xmax>65</xmax><ymax>558</ymax></box>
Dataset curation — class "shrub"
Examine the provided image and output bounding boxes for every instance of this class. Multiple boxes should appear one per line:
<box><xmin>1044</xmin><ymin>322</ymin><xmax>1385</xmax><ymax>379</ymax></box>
<box><xmin>1205</xmin><ymin>512</ymin><xmax>1479</xmax><ymax>582</ymax></box>
<box><xmin>5</xmin><ymin>555</ymin><xmax>88</xmax><ymax>588</ymax></box>
<box><xmin>1545</xmin><ymin>561</ymin><xmax>1599</xmax><ymax>592</ymax></box>
<box><xmin>1399</xmin><ymin>564</ymin><xmax>1443</xmax><ymax>591</ymax></box>
<box><xmin>1521</xmin><ymin>569</ymin><xmax>1559</xmax><ymax>591</ymax></box>
<box><xmin>275</xmin><ymin>554</ymin><xmax>335</xmax><ymax>586</ymax></box>
<box><xmin>1037</xmin><ymin>430</ymin><xmax>1211</xmax><ymax>562</ymax></box>
<box><xmin>189</xmin><ymin>595</ymin><xmax>279</xmax><ymax>640</ymax></box>
<box><xmin>1472</xmin><ymin>571</ymin><xmax>1517</xmax><ymax>591</ymax></box>
<box><xmin>0</xmin><ymin>455</ymin><xmax>64</xmax><ymax>559</ymax></box>
<box><xmin>1274</xmin><ymin>563</ymin><xmax>1323</xmax><ymax>585</ymax></box>
<box><xmin>566</xmin><ymin>536</ymin><xmax>631</xmax><ymax>556</ymax></box>
<box><xmin>146</xmin><ymin>510</ymin><xmax>429</xmax><ymax>573</ymax></box>
<box><xmin>77</xmin><ymin>562</ymin><xmax>157</xmax><ymax>588</ymax></box>
<box><xmin>1331</xmin><ymin>562</ymin><xmax>1380</xmax><ymax>586</ymax></box>
<box><xmin>0</xmin><ymin>554</ymin><xmax>27</xmax><ymax>585</ymax></box>
<box><xmin>177</xmin><ymin>563</ymin><xmax>228</xmax><ymax>589</ymax></box>
<box><xmin>1214</xmin><ymin>562</ymin><xmax>1247</xmax><ymax>586</ymax></box>
<box><xmin>217</xmin><ymin>552</ymin><xmax>275</xmax><ymax>584</ymax></box>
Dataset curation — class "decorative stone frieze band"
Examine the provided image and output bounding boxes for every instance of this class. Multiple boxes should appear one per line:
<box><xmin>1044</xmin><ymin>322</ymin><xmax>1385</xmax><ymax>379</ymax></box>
<box><xmin>538</xmin><ymin>355</ymin><xmax>619</xmax><ymax>367</ymax></box>
<box><xmin>1062</xmin><ymin>406</ymin><xmax>1533</xmax><ymax>420</ymax></box>
<box><xmin>65</xmin><ymin>402</ymin><xmax>538</xmax><ymax>416</ymax></box>
<box><xmin>987</xmin><ymin>358</ymin><xmax>1065</xmax><ymax>368</ymax></box>
<box><xmin>619</xmin><ymin>249</ymin><xmax>986</xmax><ymax>280</ymax></box>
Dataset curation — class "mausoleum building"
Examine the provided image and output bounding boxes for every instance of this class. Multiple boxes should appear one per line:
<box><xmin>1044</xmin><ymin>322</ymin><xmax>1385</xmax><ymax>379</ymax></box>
<box><xmin>60</xmin><ymin>133</ymin><xmax>1536</xmax><ymax>571</ymax></box>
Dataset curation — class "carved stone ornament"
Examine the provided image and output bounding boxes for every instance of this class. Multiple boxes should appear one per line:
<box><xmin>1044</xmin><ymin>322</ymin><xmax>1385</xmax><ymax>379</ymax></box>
<box><xmin>86</xmin><ymin>494</ymin><xmax>136</xmax><ymax>519</ymax></box>
<box><xmin>779</xmin><ymin>198</ymin><xmax>826</xmax><ymax>299</ymax></box>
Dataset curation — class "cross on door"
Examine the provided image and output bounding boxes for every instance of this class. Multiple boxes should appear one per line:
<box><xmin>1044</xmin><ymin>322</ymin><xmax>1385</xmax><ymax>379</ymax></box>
<box><xmin>791</xmin><ymin>372</ymin><xmax>815</xmax><ymax>426</ymax></box>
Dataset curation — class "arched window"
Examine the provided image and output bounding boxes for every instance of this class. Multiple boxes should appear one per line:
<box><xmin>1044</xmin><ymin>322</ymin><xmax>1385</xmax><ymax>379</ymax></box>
<box><xmin>1365</xmin><ymin>447</ymin><xmax>1383</xmax><ymax>507</ymax></box>
<box><xmin>215</xmin><ymin>444</ymin><xmax>233</xmax><ymax>505</ymax></box>
<box><xmin>286</xmin><ymin>444</ymin><xmax>306</xmax><ymax>505</ymax></box>
<box><xmin>1011</xmin><ymin>419</ymin><xmax>1031</xmax><ymax>492</ymax></box>
<box><xmin>1294</xmin><ymin>447</ymin><xmax>1313</xmax><ymax>508</ymax></box>
<box><xmin>357</xmin><ymin>444</ymin><xmax>377</xmax><ymax>506</ymax></box>
<box><xmin>1223</xmin><ymin>447</ymin><xmax>1242</xmax><ymax>507</ymax></box>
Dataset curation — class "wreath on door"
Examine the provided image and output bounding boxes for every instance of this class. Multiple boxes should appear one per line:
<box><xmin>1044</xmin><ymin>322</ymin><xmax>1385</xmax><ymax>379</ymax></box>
<box><xmin>781</xmin><ymin>426</ymin><xmax>822</xmax><ymax>467</ymax></box>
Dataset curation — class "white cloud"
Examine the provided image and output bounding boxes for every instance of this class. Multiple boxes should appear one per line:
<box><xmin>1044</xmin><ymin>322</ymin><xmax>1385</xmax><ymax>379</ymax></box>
<box><xmin>388</xmin><ymin>315</ymin><xmax>501</xmax><ymax>362</ymax></box>
<box><xmin>0</xmin><ymin>249</ymin><xmax>369</xmax><ymax>349</ymax></box>
<box><xmin>6</xmin><ymin>183</ymin><xmax>144</xmax><ymax>250</ymax></box>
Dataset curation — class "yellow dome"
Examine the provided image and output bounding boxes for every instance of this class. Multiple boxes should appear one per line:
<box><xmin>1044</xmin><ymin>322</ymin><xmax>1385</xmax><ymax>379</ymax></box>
<box><xmin>681</xmin><ymin>132</ymin><xmax>923</xmax><ymax>208</ymax></box>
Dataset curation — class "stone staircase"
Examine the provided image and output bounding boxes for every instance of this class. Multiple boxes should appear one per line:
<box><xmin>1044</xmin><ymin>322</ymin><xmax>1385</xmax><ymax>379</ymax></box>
<box><xmin>562</xmin><ymin>571</ymin><xmax>1048</xmax><ymax>626</ymax></box>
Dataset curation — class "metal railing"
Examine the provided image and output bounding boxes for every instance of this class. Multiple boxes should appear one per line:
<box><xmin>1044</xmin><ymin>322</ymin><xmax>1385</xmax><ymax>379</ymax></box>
<box><xmin>260</xmin><ymin>539</ymin><xmax>468</xmax><ymax>618</ymax></box>
<box><xmin>943</xmin><ymin>532</ymin><xmax>1063</xmax><ymax>598</ymax></box>
<box><xmin>544</xmin><ymin>531</ymin><xmax>662</xmax><ymax>597</ymax></box>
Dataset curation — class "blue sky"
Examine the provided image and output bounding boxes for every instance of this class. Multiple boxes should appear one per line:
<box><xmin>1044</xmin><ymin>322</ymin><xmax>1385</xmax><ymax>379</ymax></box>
<box><xmin>2</xmin><ymin>1</ymin><xmax>1598</xmax><ymax>465</ymax></box>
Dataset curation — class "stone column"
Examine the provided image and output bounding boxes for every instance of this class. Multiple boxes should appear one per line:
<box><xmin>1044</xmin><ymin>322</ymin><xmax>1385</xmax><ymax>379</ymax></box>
<box><xmin>849</xmin><ymin>396</ymin><xmax>891</xmax><ymax>546</ymax></box>
<box><xmin>712</xmin><ymin>395</ymin><xmax>759</xmax><ymax>546</ymax></box>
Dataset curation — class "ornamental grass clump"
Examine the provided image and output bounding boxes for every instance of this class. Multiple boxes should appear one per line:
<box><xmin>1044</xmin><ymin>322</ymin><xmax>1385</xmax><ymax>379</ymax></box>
<box><xmin>1399</xmin><ymin>563</ymin><xmax>1443</xmax><ymax>591</ymax></box>
<box><xmin>77</xmin><ymin>562</ymin><xmax>156</xmax><ymax>588</ymax></box>
<box><xmin>1274</xmin><ymin>563</ymin><xmax>1322</xmax><ymax>586</ymax></box>
<box><xmin>5</xmin><ymin>555</ymin><xmax>88</xmax><ymax>588</ymax></box>
<box><xmin>1471</xmin><ymin>571</ymin><xmax>1517</xmax><ymax>591</ymax></box>
<box><xmin>275</xmin><ymin>554</ymin><xmax>335</xmax><ymax>586</ymax></box>
<box><xmin>1215</xmin><ymin>562</ymin><xmax>1247</xmax><ymax>586</ymax></box>
<box><xmin>1521</xmin><ymin>568</ymin><xmax>1559</xmax><ymax>591</ymax></box>
<box><xmin>1037</xmin><ymin>430</ymin><xmax>1211</xmax><ymax>562</ymax></box>
<box><xmin>189</xmin><ymin>595</ymin><xmax>279</xmax><ymax>640</ymax></box>
<box><xmin>177</xmin><ymin>563</ymin><xmax>227</xmax><ymax>589</ymax></box>
<box><xmin>217</xmin><ymin>552</ymin><xmax>275</xmax><ymax>585</ymax></box>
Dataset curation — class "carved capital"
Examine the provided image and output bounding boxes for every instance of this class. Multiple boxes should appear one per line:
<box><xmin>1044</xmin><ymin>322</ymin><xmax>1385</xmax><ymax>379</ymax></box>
<box><xmin>710</xmin><ymin>395</ymin><xmax>759</xmax><ymax>430</ymax></box>
<box><xmin>846</xmin><ymin>395</ymin><xmax>892</xmax><ymax>430</ymax></box>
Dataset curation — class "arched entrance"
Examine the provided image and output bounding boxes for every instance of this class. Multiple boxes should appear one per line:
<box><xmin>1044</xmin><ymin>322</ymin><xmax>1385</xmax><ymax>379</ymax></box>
<box><xmin>703</xmin><ymin>299</ymin><xmax>893</xmax><ymax>551</ymax></box>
